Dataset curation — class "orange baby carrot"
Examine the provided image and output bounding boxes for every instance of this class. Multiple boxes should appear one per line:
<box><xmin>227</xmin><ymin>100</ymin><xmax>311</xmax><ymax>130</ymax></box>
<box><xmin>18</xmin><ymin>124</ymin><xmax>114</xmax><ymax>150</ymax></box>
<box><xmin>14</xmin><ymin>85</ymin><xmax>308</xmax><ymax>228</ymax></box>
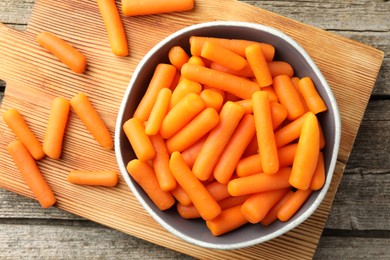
<box><xmin>213</xmin><ymin>114</ymin><xmax>256</xmax><ymax>184</ymax></box>
<box><xmin>273</xmin><ymin>75</ymin><xmax>306</xmax><ymax>121</ymax></box>
<box><xmin>150</xmin><ymin>133</ymin><xmax>177</xmax><ymax>191</ymax></box>
<box><xmin>97</xmin><ymin>0</ymin><xmax>128</xmax><ymax>56</ymax></box>
<box><xmin>144</xmin><ymin>88</ymin><xmax>172</xmax><ymax>136</ymax></box>
<box><xmin>289</xmin><ymin>112</ymin><xmax>320</xmax><ymax>190</ymax></box>
<box><xmin>181</xmin><ymin>135</ymin><xmax>207</xmax><ymax>168</ymax></box>
<box><xmin>261</xmin><ymin>86</ymin><xmax>279</xmax><ymax>102</ymax></box>
<box><xmin>189</xmin><ymin>36</ymin><xmax>275</xmax><ymax>61</ymax></box>
<box><xmin>170</xmin><ymin>184</ymin><xmax>192</xmax><ymax>206</ymax></box>
<box><xmin>36</xmin><ymin>31</ymin><xmax>87</xmax><ymax>74</ymax></box>
<box><xmin>122</xmin><ymin>0</ymin><xmax>194</xmax><ymax>16</ymax></box>
<box><xmin>160</xmin><ymin>93</ymin><xmax>205</xmax><ymax>139</ymax></box>
<box><xmin>228</xmin><ymin>167</ymin><xmax>292</xmax><ymax>196</ymax></box>
<box><xmin>42</xmin><ymin>97</ymin><xmax>70</xmax><ymax>159</ymax></box>
<box><xmin>206</xmin><ymin>205</ymin><xmax>248</xmax><ymax>236</ymax></box>
<box><xmin>192</xmin><ymin>101</ymin><xmax>245</xmax><ymax>181</ymax></box>
<box><xmin>199</xmin><ymin>89</ymin><xmax>224</xmax><ymax>112</ymax></box>
<box><xmin>291</xmin><ymin>76</ymin><xmax>309</xmax><ymax>112</ymax></box>
<box><xmin>169</xmin><ymin>70</ymin><xmax>182</xmax><ymax>91</ymax></box>
<box><xmin>3</xmin><ymin>108</ymin><xmax>45</xmax><ymax>160</ymax></box>
<box><xmin>267</xmin><ymin>61</ymin><xmax>294</xmax><ymax>78</ymax></box>
<box><xmin>70</xmin><ymin>92</ymin><xmax>113</xmax><ymax>150</ymax></box>
<box><xmin>274</xmin><ymin>112</ymin><xmax>310</xmax><ymax>148</ymax></box>
<box><xmin>210</xmin><ymin>62</ymin><xmax>254</xmax><ymax>78</ymax></box>
<box><xmin>278</xmin><ymin>143</ymin><xmax>298</xmax><ymax>168</ymax></box>
<box><xmin>241</xmin><ymin>188</ymin><xmax>290</xmax><ymax>224</ymax></box>
<box><xmin>133</xmin><ymin>63</ymin><xmax>177</xmax><ymax>122</ymax></box>
<box><xmin>277</xmin><ymin>189</ymin><xmax>313</xmax><ymax>222</ymax></box>
<box><xmin>7</xmin><ymin>140</ymin><xmax>56</xmax><ymax>208</ymax></box>
<box><xmin>260</xmin><ymin>189</ymin><xmax>294</xmax><ymax>226</ymax></box>
<box><xmin>169</xmin><ymin>151</ymin><xmax>221</xmax><ymax>220</ymax></box>
<box><xmin>181</xmin><ymin>63</ymin><xmax>260</xmax><ymax>100</ymax></box>
<box><xmin>218</xmin><ymin>195</ymin><xmax>250</xmax><ymax>210</ymax></box>
<box><xmin>270</xmin><ymin>101</ymin><xmax>288</xmax><ymax>130</ymax></box>
<box><xmin>206</xmin><ymin>181</ymin><xmax>231</xmax><ymax>202</ymax></box>
<box><xmin>246</xmin><ymin>44</ymin><xmax>273</xmax><ymax>87</ymax></box>
<box><xmin>201</xmin><ymin>41</ymin><xmax>248</xmax><ymax>71</ymax></box>
<box><xmin>310</xmin><ymin>151</ymin><xmax>326</xmax><ymax>190</ymax></box>
<box><xmin>67</xmin><ymin>170</ymin><xmax>118</xmax><ymax>187</ymax></box>
<box><xmin>235</xmin><ymin>99</ymin><xmax>253</xmax><ymax>114</ymax></box>
<box><xmin>177</xmin><ymin>203</ymin><xmax>201</xmax><ymax>219</ymax></box>
<box><xmin>298</xmin><ymin>77</ymin><xmax>328</xmax><ymax>114</ymax></box>
<box><xmin>165</xmin><ymin>107</ymin><xmax>219</xmax><ymax>153</ymax></box>
<box><xmin>169</xmin><ymin>78</ymin><xmax>202</xmax><ymax>109</ymax></box>
<box><xmin>168</xmin><ymin>46</ymin><xmax>190</xmax><ymax>70</ymax></box>
<box><xmin>187</xmin><ymin>56</ymin><xmax>206</xmax><ymax>66</ymax></box>
<box><xmin>127</xmin><ymin>159</ymin><xmax>175</xmax><ymax>211</ymax></box>
<box><xmin>242</xmin><ymin>135</ymin><xmax>258</xmax><ymax>157</ymax></box>
<box><xmin>123</xmin><ymin>117</ymin><xmax>155</xmax><ymax>162</ymax></box>
<box><xmin>252</xmin><ymin>91</ymin><xmax>279</xmax><ymax>174</ymax></box>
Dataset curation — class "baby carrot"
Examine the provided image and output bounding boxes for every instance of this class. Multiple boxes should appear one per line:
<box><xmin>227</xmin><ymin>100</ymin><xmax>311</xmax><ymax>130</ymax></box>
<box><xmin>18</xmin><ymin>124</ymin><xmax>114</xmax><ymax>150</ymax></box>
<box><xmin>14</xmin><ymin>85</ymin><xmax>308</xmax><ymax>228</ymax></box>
<box><xmin>228</xmin><ymin>167</ymin><xmax>292</xmax><ymax>196</ymax></box>
<box><xmin>261</xmin><ymin>86</ymin><xmax>279</xmax><ymax>103</ymax></box>
<box><xmin>70</xmin><ymin>92</ymin><xmax>113</xmax><ymax>150</ymax></box>
<box><xmin>246</xmin><ymin>44</ymin><xmax>273</xmax><ymax>87</ymax></box>
<box><xmin>235</xmin><ymin>99</ymin><xmax>253</xmax><ymax>114</ymax></box>
<box><xmin>210</xmin><ymin>62</ymin><xmax>254</xmax><ymax>78</ymax></box>
<box><xmin>310</xmin><ymin>151</ymin><xmax>326</xmax><ymax>190</ymax></box>
<box><xmin>267</xmin><ymin>61</ymin><xmax>294</xmax><ymax>78</ymax></box>
<box><xmin>181</xmin><ymin>63</ymin><xmax>260</xmax><ymax>100</ymax></box>
<box><xmin>177</xmin><ymin>203</ymin><xmax>201</xmax><ymax>219</ymax></box>
<box><xmin>36</xmin><ymin>31</ymin><xmax>87</xmax><ymax>74</ymax></box>
<box><xmin>169</xmin><ymin>78</ymin><xmax>202</xmax><ymax>109</ymax></box>
<box><xmin>122</xmin><ymin>0</ymin><xmax>194</xmax><ymax>16</ymax></box>
<box><xmin>213</xmin><ymin>114</ymin><xmax>256</xmax><ymax>184</ymax></box>
<box><xmin>278</xmin><ymin>143</ymin><xmax>298</xmax><ymax>168</ymax></box>
<box><xmin>201</xmin><ymin>41</ymin><xmax>248</xmax><ymax>71</ymax></box>
<box><xmin>242</xmin><ymin>135</ymin><xmax>258</xmax><ymax>157</ymax></box>
<box><xmin>187</xmin><ymin>56</ymin><xmax>206</xmax><ymax>66</ymax></box>
<box><xmin>180</xmin><ymin>135</ymin><xmax>207</xmax><ymax>168</ymax></box>
<box><xmin>260</xmin><ymin>189</ymin><xmax>294</xmax><ymax>226</ymax></box>
<box><xmin>192</xmin><ymin>101</ymin><xmax>245</xmax><ymax>181</ymax></box>
<box><xmin>43</xmin><ymin>97</ymin><xmax>70</xmax><ymax>159</ymax></box>
<box><xmin>165</xmin><ymin>107</ymin><xmax>219</xmax><ymax>153</ymax></box>
<box><xmin>273</xmin><ymin>75</ymin><xmax>306</xmax><ymax>121</ymax></box>
<box><xmin>160</xmin><ymin>93</ymin><xmax>205</xmax><ymax>139</ymax></box>
<box><xmin>199</xmin><ymin>89</ymin><xmax>224</xmax><ymax>112</ymax></box>
<box><xmin>170</xmin><ymin>184</ymin><xmax>192</xmax><ymax>206</ymax></box>
<box><xmin>97</xmin><ymin>0</ymin><xmax>128</xmax><ymax>56</ymax></box>
<box><xmin>206</xmin><ymin>205</ymin><xmax>248</xmax><ymax>236</ymax></box>
<box><xmin>206</xmin><ymin>181</ymin><xmax>231</xmax><ymax>202</ymax></box>
<box><xmin>67</xmin><ymin>170</ymin><xmax>118</xmax><ymax>187</ymax></box>
<box><xmin>133</xmin><ymin>63</ymin><xmax>177</xmax><ymax>122</ymax></box>
<box><xmin>289</xmin><ymin>112</ymin><xmax>320</xmax><ymax>190</ymax></box>
<box><xmin>291</xmin><ymin>77</ymin><xmax>309</xmax><ymax>112</ymax></box>
<box><xmin>241</xmin><ymin>188</ymin><xmax>290</xmax><ymax>224</ymax></box>
<box><xmin>298</xmin><ymin>77</ymin><xmax>328</xmax><ymax>114</ymax></box>
<box><xmin>3</xmin><ymin>108</ymin><xmax>45</xmax><ymax>160</ymax></box>
<box><xmin>274</xmin><ymin>112</ymin><xmax>310</xmax><ymax>148</ymax></box>
<box><xmin>144</xmin><ymin>88</ymin><xmax>172</xmax><ymax>136</ymax></box>
<box><xmin>127</xmin><ymin>159</ymin><xmax>175</xmax><ymax>211</ymax></box>
<box><xmin>252</xmin><ymin>91</ymin><xmax>279</xmax><ymax>174</ymax></box>
<box><xmin>7</xmin><ymin>140</ymin><xmax>56</xmax><ymax>208</ymax></box>
<box><xmin>169</xmin><ymin>151</ymin><xmax>221</xmax><ymax>220</ymax></box>
<box><xmin>218</xmin><ymin>195</ymin><xmax>250</xmax><ymax>210</ymax></box>
<box><xmin>168</xmin><ymin>46</ymin><xmax>190</xmax><ymax>70</ymax></box>
<box><xmin>150</xmin><ymin>133</ymin><xmax>177</xmax><ymax>191</ymax></box>
<box><xmin>189</xmin><ymin>36</ymin><xmax>275</xmax><ymax>61</ymax></box>
<box><xmin>123</xmin><ymin>117</ymin><xmax>155</xmax><ymax>162</ymax></box>
<box><xmin>270</xmin><ymin>101</ymin><xmax>288</xmax><ymax>130</ymax></box>
<box><xmin>277</xmin><ymin>189</ymin><xmax>313</xmax><ymax>222</ymax></box>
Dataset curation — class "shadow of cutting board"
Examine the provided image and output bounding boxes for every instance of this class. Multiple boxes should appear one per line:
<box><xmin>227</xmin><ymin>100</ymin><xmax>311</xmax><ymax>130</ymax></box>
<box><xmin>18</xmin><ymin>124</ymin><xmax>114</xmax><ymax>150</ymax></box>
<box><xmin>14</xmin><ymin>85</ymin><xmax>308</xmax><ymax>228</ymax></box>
<box><xmin>0</xmin><ymin>0</ymin><xmax>384</xmax><ymax>258</ymax></box>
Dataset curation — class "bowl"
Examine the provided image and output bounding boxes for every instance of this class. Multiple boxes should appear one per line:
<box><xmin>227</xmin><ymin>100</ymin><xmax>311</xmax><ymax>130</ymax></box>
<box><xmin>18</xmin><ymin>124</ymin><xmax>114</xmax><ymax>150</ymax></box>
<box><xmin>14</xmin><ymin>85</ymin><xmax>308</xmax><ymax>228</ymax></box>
<box><xmin>115</xmin><ymin>21</ymin><xmax>341</xmax><ymax>250</ymax></box>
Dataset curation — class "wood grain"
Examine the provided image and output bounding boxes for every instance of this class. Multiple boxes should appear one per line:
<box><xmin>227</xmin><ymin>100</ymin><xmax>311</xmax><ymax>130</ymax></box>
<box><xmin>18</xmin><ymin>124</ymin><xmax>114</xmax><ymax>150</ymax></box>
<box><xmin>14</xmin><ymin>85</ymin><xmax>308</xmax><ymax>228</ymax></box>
<box><xmin>0</xmin><ymin>0</ymin><xmax>385</xmax><ymax>259</ymax></box>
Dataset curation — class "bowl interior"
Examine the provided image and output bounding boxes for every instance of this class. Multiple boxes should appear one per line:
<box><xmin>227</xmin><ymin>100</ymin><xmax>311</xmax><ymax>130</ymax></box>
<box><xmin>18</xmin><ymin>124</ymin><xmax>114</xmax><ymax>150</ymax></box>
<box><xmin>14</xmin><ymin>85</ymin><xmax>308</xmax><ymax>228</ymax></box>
<box><xmin>115</xmin><ymin>22</ymin><xmax>340</xmax><ymax>249</ymax></box>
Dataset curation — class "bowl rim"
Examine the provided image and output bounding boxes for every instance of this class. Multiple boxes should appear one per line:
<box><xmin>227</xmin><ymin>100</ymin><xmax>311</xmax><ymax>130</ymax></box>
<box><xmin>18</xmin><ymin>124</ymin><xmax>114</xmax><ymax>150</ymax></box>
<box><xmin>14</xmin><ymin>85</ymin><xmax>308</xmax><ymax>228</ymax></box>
<box><xmin>115</xmin><ymin>21</ymin><xmax>341</xmax><ymax>250</ymax></box>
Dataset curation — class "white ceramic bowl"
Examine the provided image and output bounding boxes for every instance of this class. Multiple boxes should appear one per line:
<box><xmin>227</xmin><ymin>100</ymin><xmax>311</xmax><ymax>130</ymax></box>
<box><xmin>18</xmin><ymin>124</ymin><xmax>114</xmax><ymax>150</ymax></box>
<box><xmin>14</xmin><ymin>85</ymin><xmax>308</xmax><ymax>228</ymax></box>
<box><xmin>115</xmin><ymin>21</ymin><xmax>341</xmax><ymax>250</ymax></box>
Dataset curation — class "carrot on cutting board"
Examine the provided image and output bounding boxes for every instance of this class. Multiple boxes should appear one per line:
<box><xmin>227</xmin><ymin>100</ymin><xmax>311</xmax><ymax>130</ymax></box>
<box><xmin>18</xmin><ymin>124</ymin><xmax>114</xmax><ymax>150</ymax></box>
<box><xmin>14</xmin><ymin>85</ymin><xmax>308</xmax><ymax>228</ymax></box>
<box><xmin>169</xmin><ymin>151</ymin><xmax>221</xmax><ymax>221</ymax></box>
<box><xmin>7</xmin><ymin>140</ymin><xmax>56</xmax><ymax>208</ymax></box>
<box><xmin>67</xmin><ymin>170</ymin><xmax>118</xmax><ymax>187</ymax></box>
<box><xmin>123</xmin><ymin>117</ymin><xmax>155</xmax><ymax>162</ymax></box>
<box><xmin>181</xmin><ymin>63</ymin><xmax>260</xmax><ymax>100</ymax></box>
<box><xmin>144</xmin><ymin>88</ymin><xmax>172</xmax><ymax>136</ymax></box>
<box><xmin>36</xmin><ymin>31</ymin><xmax>87</xmax><ymax>74</ymax></box>
<box><xmin>3</xmin><ymin>108</ymin><xmax>45</xmax><ymax>160</ymax></box>
<box><xmin>245</xmin><ymin>44</ymin><xmax>273</xmax><ymax>87</ymax></box>
<box><xmin>289</xmin><ymin>112</ymin><xmax>320</xmax><ymax>190</ymax></box>
<box><xmin>277</xmin><ymin>189</ymin><xmax>313</xmax><ymax>222</ymax></box>
<box><xmin>206</xmin><ymin>205</ymin><xmax>248</xmax><ymax>236</ymax></box>
<box><xmin>252</xmin><ymin>91</ymin><xmax>279</xmax><ymax>174</ymax></box>
<box><xmin>97</xmin><ymin>0</ymin><xmax>128</xmax><ymax>56</ymax></box>
<box><xmin>43</xmin><ymin>97</ymin><xmax>70</xmax><ymax>159</ymax></box>
<box><xmin>133</xmin><ymin>63</ymin><xmax>177</xmax><ymax>122</ymax></box>
<box><xmin>70</xmin><ymin>92</ymin><xmax>113</xmax><ymax>150</ymax></box>
<box><xmin>127</xmin><ymin>159</ymin><xmax>175</xmax><ymax>210</ymax></box>
<box><xmin>122</xmin><ymin>0</ymin><xmax>194</xmax><ymax>16</ymax></box>
<box><xmin>168</xmin><ymin>46</ymin><xmax>190</xmax><ymax>70</ymax></box>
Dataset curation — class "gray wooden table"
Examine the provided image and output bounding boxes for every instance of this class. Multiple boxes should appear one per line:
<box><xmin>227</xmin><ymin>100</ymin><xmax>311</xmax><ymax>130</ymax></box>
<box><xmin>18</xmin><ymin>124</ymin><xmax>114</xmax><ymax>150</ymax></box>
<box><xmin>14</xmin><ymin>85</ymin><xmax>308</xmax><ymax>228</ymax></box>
<box><xmin>1</xmin><ymin>0</ymin><xmax>389</xmax><ymax>259</ymax></box>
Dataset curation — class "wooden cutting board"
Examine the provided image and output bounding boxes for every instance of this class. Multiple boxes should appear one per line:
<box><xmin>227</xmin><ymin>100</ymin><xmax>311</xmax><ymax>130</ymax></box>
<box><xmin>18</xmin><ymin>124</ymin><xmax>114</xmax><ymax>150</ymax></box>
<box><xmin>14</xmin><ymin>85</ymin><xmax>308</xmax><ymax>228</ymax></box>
<box><xmin>0</xmin><ymin>0</ymin><xmax>384</xmax><ymax>258</ymax></box>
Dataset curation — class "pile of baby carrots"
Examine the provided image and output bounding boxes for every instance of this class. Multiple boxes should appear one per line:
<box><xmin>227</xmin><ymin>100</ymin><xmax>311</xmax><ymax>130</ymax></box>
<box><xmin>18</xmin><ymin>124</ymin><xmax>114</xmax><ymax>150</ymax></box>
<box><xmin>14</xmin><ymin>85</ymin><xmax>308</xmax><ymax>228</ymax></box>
<box><xmin>124</xmin><ymin>36</ymin><xmax>328</xmax><ymax>236</ymax></box>
<box><xmin>3</xmin><ymin>93</ymin><xmax>118</xmax><ymax>208</ymax></box>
